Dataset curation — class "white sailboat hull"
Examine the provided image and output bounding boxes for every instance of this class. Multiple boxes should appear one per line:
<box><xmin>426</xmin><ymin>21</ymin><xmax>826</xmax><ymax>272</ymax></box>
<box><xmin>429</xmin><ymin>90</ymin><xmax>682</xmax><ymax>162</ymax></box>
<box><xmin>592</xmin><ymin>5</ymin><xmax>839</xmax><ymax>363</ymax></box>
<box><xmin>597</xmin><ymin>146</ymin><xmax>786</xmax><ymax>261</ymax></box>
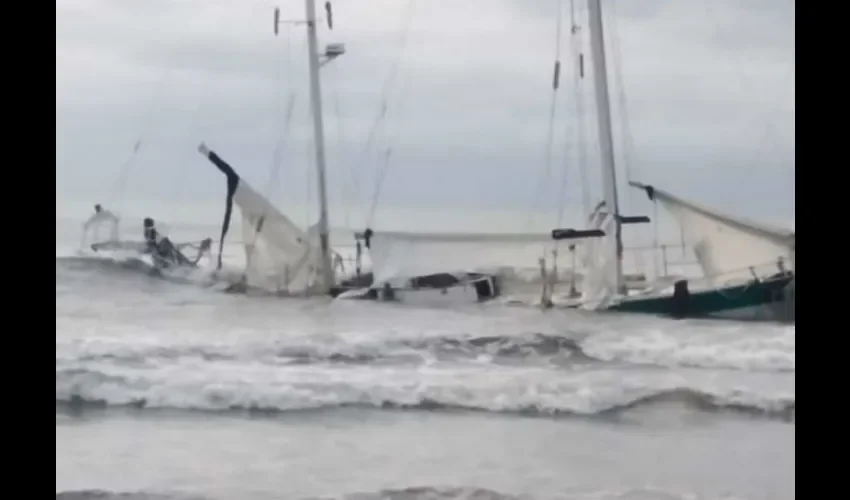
<box><xmin>335</xmin><ymin>275</ymin><xmax>499</xmax><ymax>307</ymax></box>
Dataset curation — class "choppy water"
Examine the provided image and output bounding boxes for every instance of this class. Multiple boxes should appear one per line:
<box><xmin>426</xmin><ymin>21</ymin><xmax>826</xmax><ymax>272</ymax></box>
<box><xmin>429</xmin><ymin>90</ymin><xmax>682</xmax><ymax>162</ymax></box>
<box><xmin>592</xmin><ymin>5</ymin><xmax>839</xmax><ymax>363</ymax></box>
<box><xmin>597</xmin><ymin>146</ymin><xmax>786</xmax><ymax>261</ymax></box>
<box><xmin>56</xmin><ymin>220</ymin><xmax>794</xmax><ymax>500</ymax></box>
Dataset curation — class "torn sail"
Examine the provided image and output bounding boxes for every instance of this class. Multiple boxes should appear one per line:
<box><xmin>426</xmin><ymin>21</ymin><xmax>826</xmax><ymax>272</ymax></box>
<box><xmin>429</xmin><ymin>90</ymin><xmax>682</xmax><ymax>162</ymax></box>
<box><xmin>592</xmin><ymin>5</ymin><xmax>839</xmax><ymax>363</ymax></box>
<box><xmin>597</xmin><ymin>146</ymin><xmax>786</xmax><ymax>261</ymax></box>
<box><xmin>200</xmin><ymin>145</ymin><xmax>322</xmax><ymax>294</ymax></box>
<box><xmin>630</xmin><ymin>181</ymin><xmax>795</xmax><ymax>283</ymax></box>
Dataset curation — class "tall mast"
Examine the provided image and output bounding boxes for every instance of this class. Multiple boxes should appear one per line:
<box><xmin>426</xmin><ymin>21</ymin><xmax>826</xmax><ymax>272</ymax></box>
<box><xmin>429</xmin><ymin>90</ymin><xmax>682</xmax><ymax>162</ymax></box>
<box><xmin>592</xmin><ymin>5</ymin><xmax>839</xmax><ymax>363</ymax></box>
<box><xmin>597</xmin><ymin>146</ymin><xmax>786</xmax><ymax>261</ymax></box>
<box><xmin>276</xmin><ymin>2</ymin><xmax>344</xmax><ymax>293</ymax></box>
<box><xmin>586</xmin><ymin>0</ymin><xmax>624</xmax><ymax>293</ymax></box>
<box><xmin>304</xmin><ymin>0</ymin><xmax>334</xmax><ymax>293</ymax></box>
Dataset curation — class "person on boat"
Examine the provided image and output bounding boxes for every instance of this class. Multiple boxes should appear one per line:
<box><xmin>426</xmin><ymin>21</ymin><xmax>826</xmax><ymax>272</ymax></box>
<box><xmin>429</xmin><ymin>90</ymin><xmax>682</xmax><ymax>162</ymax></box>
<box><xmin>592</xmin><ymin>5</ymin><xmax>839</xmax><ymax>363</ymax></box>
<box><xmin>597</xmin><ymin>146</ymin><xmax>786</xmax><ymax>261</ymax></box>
<box><xmin>82</xmin><ymin>203</ymin><xmax>120</xmax><ymax>246</ymax></box>
<box><xmin>766</xmin><ymin>256</ymin><xmax>794</xmax><ymax>281</ymax></box>
<box><xmin>143</xmin><ymin>217</ymin><xmax>204</xmax><ymax>269</ymax></box>
<box><xmin>333</xmin><ymin>252</ymin><xmax>345</xmax><ymax>276</ymax></box>
<box><xmin>381</xmin><ymin>282</ymin><xmax>396</xmax><ymax>301</ymax></box>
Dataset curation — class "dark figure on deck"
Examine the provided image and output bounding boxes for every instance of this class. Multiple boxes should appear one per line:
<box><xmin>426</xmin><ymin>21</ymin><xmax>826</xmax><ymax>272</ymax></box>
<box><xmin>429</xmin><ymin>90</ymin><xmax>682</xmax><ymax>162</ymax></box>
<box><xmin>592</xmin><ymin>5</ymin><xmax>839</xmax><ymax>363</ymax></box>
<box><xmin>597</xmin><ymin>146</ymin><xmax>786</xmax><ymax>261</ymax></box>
<box><xmin>142</xmin><ymin>218</ymin><xmax>213</xmax><ymax>270</ymax></box>
<box><xmin>143</xmin><ymin>217</ymin><xmax>195</xmax><ymax>269</ymax></box>
<box><xmin>143</xmin><ymin>217</ymin><xmax>158</xmax><ymax>248</ymax></box>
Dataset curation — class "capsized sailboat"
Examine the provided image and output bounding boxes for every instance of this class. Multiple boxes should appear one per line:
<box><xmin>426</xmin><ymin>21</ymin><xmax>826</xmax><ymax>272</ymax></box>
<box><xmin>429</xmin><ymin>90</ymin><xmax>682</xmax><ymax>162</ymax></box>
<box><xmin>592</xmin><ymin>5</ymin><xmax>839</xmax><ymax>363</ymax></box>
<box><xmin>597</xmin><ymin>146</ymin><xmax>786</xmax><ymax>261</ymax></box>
<box><xmin>629</xmin><ymin>181</ymin><xmax>795</xmax><ymax>282</ymax></box>
<box><xmin>197</xmin><ymin>144</ymin><xmax>340</xmax><ymax>295</ymax></box>
<box><xmin>197</xmin><ymin>136</ymin><xmax>603</xmax><ymax>302</ymax></box>
<box><xmin>189</xmin><ymin>1</ymin><xmax>602</xmax><ymax>305</ymax></box>
<box><xmin>81</xmin><ymin>204</ymin><xmax>214</xmax><ymax>275</ymax></box>
<box><xmin>550</xmin><ymin>0</ymin><xmax>794</xmax><ymax>323</ymax></box>
<box><xmin>331</xmin><ymin>227</ymin><xmax>604</xmax><ymax>306</ymax></box>
<box><xmin>613</xmin><ymin>181</ymin><xmax>794</xmax><ymax>320</ymax></box>
<box><xmin>332</xmin><ymin>0</ymin><xmax>612</xmax><ymax>307</ymax></box>
<box><xmin>188</xmin><ymin>0</ymin><xmax>350</xmax><ymax>297</ymax></box>
<box><xmin>561</xmin><ymin>198</ymin><xmax>794</xmax><ymax>322</ymax></box>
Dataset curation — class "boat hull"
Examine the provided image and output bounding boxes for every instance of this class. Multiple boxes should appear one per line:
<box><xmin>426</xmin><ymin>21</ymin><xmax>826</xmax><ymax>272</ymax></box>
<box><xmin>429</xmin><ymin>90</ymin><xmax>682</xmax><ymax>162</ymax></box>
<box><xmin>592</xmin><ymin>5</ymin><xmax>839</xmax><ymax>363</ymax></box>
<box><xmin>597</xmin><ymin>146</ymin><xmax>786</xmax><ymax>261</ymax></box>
<box><xmin>609</xmin><ymin>274</ymin><xmax>794</xmax><ymax>323</ymax></box>
<box><xmin>332</xmin><ymin>274</ymin><xmax>500</xmax><ymax>306</ymax></box>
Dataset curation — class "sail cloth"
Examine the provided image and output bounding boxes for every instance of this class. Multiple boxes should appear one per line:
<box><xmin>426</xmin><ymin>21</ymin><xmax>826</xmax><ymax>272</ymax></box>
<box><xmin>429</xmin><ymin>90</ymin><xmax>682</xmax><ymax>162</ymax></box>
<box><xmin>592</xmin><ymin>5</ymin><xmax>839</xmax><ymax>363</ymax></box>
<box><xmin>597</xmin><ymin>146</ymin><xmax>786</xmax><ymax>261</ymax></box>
<box><xmin>199</xmin><ymin>145</ymin><xmax>322</xmax><ymax>294</ymax></box>
<box><xmin>630</xmin><ymin>181</ymin><xmax>795</xmax><ymax>283</ymax></box>
<box><xmin>575</xmin><ymin>201</ymin><xmax>621</xmax><ymax>310</ymax></box>
<box><xmin>362</xmin><ymin>230</ymin><xmax>560</xmax><ymax>288</ymax></box>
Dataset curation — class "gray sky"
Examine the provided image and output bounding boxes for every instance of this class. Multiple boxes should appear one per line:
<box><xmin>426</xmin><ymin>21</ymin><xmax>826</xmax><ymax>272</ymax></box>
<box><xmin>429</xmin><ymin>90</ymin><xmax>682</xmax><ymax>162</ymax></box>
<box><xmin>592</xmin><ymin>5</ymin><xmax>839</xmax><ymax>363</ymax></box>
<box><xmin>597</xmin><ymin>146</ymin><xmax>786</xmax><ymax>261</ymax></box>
<box><xmin>56</xmin><ymin>0</ymin><xmax>795</xmax><ymax>233</ymax></box>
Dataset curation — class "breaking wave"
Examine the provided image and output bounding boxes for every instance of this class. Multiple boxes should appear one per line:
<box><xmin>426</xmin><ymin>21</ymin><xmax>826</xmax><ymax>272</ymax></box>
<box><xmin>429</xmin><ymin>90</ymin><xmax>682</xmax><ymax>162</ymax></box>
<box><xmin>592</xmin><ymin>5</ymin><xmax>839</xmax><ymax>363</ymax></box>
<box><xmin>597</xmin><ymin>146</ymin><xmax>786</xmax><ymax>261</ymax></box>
<box><xmin>58</xmin><ymin>333</ymin><xmax>596</xmax><ymax>367</ymax></box>
<box><xmin>57</xmin><ymin>327</ymin><xmax>795</xmax><ymax>424</ymax></box>
<box><xmin>54</xmin><ymin>487</ymin><xmax>523</xmax><ymax>500</ymax></box>
<box><xmin>55</xmin><ymin>486</ymin><xmax>759</xmax><ymax>500</ymax></box>
<box><xmin>57</xmin><ymin>328</ymin><xmax>794</xmax><ymax>373</ymax></box>
<box><xmin>56</xmin><ymin>364</ymin><xmax>794</xmax><ymax>422</ymax></box>
<box><xmin>55</xmin><ymin>254</ymin><xmax>246</xmax><ymax>290</ymax></box>
<box><xmin>580</xmin><ymin>327</ymin><xmax>795</xmax><ymax>373</ymax></box>
<box><xmin>309</xmin><ymin>486</ymin><xmax>754</xmax><ymax>500</ymax></box>
<box><xmin>56</xmin><ymin>248</ymin><xmax>796</xmax><ymax>426</ymax></box>
<box><xmin>309</xmin><ymin>486</ymin><xmax>528</xmax><ymax>500</ymax></box>
<box><xmin>56</xmin><ymin>255</ymin><xmax>157</xmax><ymax>275</ymax></box>
<box><xmin>56</xmin><ymin>492</ymin><xmax>208</xmax><ymax>500</ymax></box>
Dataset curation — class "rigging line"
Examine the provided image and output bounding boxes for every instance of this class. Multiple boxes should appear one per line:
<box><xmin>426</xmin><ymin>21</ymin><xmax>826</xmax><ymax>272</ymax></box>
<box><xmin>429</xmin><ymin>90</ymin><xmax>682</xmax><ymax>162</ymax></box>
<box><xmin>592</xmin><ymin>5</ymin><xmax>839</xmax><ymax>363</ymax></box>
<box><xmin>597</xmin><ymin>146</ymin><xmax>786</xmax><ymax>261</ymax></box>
<box><xmin>107</xmin><ymin>62</ymin><xmax>173</xmax><ymax>212</ymax></box>
<box><xmin>268</xmin><ymin>23</ymin><xmax>297</xmax><ymax>206</ymax></box>
<box><xmin>281</xmin><ymin>23</ymin><xmax>312</xmax><ymax>224</ymax></box>
<box><xmin>366</xmin><ymin>148</ymin><xmax>393</xmax><ymax>226</ymax></box>
<box><xmin>363</xmin><ymin>20</ymin><xmax>420</xmax><ymax>229</ymax></box>
<box><xmin>247</xmin><ymin>95</ymin><xmax>297</xmax><ymax>255</ymax></box>
<box><xmin>341</xmin><ymin>0</ymin><xmax>417</xmax><ymax>229</ymax></box>
<box><xmin>652</xmin><ymin>201</ymin><xmax>660</xmax><ymax>277</ymax></box>
<box><xmin>739</xmin><ymin>84</ymin><xmax>795</xmax><ymax>174</ymax></box>
<box><xmin>343</xmin><ymin>103</ymin><xmax>385</xmax><ymax>228</ymax></box>
<box><xmin>243</xmin><ymin>22</ymin><xmax>299</xmax><ymax>270</ymax></box>
<box><xmin>606</xmin><ymin>0</ymin><xmax>646</xmax><ymax>274</ymax></box>
<box><xmin>269</xmin><ymin>29</ymin><xmax>287</xmax><ymax>203</ymax></box>
<box><xmin>267</xmin><ymin>33</ymin><xmax>298</xmax><ymax>207</ymax></box>
<box><xmin>535</xmin><ymin>92</ymin><xmax>559</xmax><ymax>229</ymax></box>
<box><xmin>107</xmin><ymin>140</ymin><xmax>142</xmax><ymax>215</ymax></box>
<box><xmin>605</xmin><ymin>1</ymin><xmax>636</xmax><ymax>188</ymax></box>
<box><xmin>374</xmin><ymin>0</ymin><xmax>416</xmax><ymax>126</ymax></box>
<box><xmin>569</xmin><ymin>0</ymin><xmax>591</xmax><ymax>220</ymax></box>
<box><xmin>170</xmin><ymin>11</ymin><xmax>242</xmax><ymax>205</ymax></box>
<box><xmin>137</xmin><ymin>13</ymin><xmax>246</xmax><ymax>221</ymax></box>
<box><xmin>525</xmin><ymin>0</ymin><xmax>565</xmax><ymax>233</ymax></box>
<box><xmin>696</xmin><ymin>0</ymin><xmax>794</xmax><ymax>166</ymax></box>
<box><xmin>348</xmin><ymin>0</ymin><xmax>416</xmax><ymax>228</ymax></box>
<box><xmin>556</xmin><ymin>0</ymin><xmax>586</xmax><ymax>227</ymax></box>
<box><xmin>107</xmin><ymin>4</ymin><xmax>231</xmax><ymax>215</ymax></box>
<box><xmin>330</xmin><ymin>66</ymin><xmax>348</xmax><ymax>228</ymax></box>
<box><xmin>285</xmin><ymin>19</ymin><xmax>293</xmax><ymax>73</ymax></box>
<box><xmin>270</xmin><ymin>96</ymin><xmax>298</xmax><ymax>198</ymax></box>
<box><xmin>305</xmin><ymin>133</ymin><xmax>314</xmax><ymax>228</ymax></box>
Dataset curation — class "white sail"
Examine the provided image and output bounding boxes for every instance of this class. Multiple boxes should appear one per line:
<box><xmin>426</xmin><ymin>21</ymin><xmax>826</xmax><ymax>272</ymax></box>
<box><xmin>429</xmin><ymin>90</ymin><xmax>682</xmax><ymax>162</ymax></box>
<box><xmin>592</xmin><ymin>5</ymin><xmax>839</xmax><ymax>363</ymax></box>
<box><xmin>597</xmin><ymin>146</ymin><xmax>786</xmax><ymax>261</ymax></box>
<box><xmin>630</xmin><ymin>181</ymin><xmax>795</xmax><ymax>283</ymax></box>
<box><xmin>238</xmin><ymin>183</ymin><xmax>322</xmax><ymax>294</ymax></box>
<box><xmin>363</xmin><ymin>230</ymin><xmax>558</xmax><ymax>288</ymax></box>
<box><xmin>576</xmin><ymin>202</ymin><xmax>620</xmax><ymax>310</ymax></box>
<box><xmin>201</xmin><ymin>146</ymin><xmax>322</xmax><ymax>295</ymax></box>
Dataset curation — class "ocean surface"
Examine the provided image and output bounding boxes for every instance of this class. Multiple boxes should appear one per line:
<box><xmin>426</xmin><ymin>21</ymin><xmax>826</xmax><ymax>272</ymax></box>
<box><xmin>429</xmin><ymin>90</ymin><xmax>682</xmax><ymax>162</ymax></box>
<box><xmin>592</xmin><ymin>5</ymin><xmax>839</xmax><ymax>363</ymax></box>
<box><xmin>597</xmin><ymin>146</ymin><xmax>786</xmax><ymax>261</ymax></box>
<box><xmin>56</xmin><ymin>216</ymin><xmax>795</xmax><ymax>500</ymax></box>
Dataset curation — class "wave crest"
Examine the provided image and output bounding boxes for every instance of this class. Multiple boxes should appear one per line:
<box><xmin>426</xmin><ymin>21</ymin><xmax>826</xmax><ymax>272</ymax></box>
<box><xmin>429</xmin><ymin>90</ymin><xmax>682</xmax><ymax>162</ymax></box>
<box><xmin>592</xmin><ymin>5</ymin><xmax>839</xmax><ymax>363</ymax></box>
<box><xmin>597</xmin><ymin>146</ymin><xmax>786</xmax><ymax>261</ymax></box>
<box><xmin>56</xmin><ymin>487</ymin><xmax>753</xmax><ymax>500</ymax></box>
<box><xmin>56</xmin><ymin>491</ymin><xmax>208</xmax><ymax>500</ymax></box>
<box><xmin>56</xmin><ymin>366</ymin><xmax>794</xmax><ymax>422</ymax></box>
<box><xmin>59</xmin><ymin>333</ymin><xmax>595</xmax><ymax>368</ymax></box>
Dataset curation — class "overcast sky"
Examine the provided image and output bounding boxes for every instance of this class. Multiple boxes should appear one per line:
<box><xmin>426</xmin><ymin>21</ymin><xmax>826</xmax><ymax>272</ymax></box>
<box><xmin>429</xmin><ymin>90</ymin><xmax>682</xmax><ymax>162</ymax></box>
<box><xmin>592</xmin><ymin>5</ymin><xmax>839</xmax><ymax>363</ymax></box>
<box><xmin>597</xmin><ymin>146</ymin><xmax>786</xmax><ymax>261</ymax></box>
<box><xmin>56</xmin><ymin>0</ymin><xmax>795</xmax><ymax>234</ymax></box>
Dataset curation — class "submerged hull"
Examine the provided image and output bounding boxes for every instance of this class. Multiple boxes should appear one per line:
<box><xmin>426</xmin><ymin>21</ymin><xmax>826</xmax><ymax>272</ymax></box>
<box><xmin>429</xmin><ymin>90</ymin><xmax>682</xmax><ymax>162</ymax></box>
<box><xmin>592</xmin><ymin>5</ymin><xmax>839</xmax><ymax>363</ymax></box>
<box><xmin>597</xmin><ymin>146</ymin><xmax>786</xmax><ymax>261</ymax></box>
<box><xmin>609</xmin><ymin>274</ymin><xmax>795</xmax><ymax>323</ymax></box>
<box><xmin>332</xmin><ymin>273</ymin><xmax>501</xmax><ymax>306</ymax></box>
